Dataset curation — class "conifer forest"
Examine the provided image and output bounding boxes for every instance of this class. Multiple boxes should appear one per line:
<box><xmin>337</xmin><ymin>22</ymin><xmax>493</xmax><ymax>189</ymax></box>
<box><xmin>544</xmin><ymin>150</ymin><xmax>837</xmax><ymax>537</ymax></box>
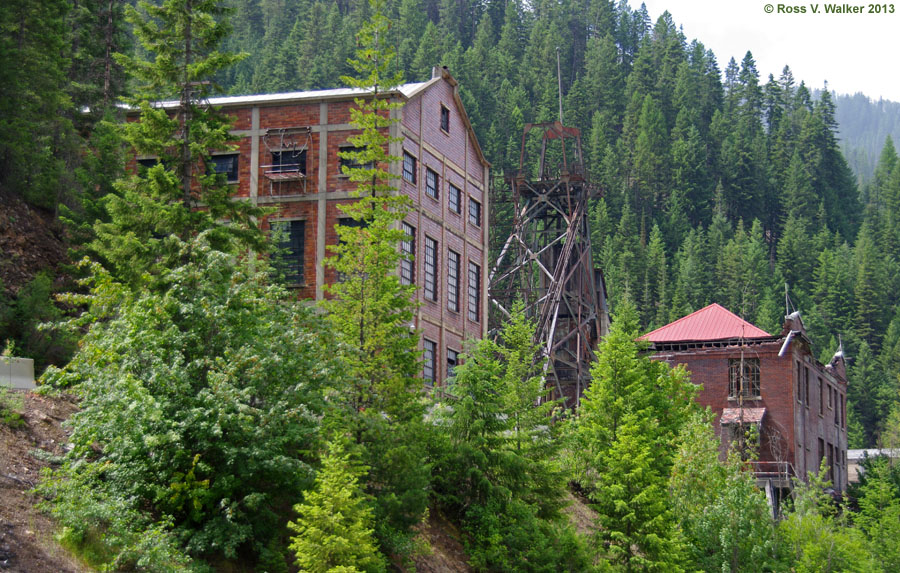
<box><xmin>4</xmin><ymin>0</ymin><xmax>900</xmax><ymax>570</ymax></box>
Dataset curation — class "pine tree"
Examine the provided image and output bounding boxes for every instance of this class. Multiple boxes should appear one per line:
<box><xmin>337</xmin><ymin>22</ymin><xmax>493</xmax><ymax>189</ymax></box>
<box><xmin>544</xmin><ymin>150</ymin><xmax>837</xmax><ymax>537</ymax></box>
<box><xmin>854</xmin><ymin>460</ymin><xmax>900</xmax><ymax>571</ymax></box>
<box><xmin>321</xmin><ymin>0</ymin><xmax>428</xmax><ymax>542</ymax></box>
<box><xmin>0</xmin><ymin>0</ymin><xmax>71</xmax><ymax>209</ymax></box>
<box><xmin>288</xmin><ymin>440</ymin><xmax>387</xmax><ymax>573</ymax></box>
<box><xmin>94</xmin><ymin>0</ymin><xmax>266</xmax><ymax>286</ymax></box>
<box><xmin>570</xmin><ymin>301</ymin><xmax>696</xmax><ymax>569</ymax></box>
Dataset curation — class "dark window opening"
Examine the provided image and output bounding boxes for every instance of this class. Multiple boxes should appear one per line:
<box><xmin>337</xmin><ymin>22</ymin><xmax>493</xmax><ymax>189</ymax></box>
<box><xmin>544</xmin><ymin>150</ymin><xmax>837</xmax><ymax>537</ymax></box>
<box><xmin>728</xmin><ymin>358</ymin><xmax>760</xmax><ymax>399</ymax></box>
<box><xmin>819</xmin><ymin>378</ymin><xmax>824</xmax><ymax>416</ymax></box>
<box><xmin>137</xmin><ymin>157</ymin><xmax>159</xmax><ymax>171</ymax></box>
<box><xmin>401</xmin><ymin>223</ymin><xmax>415</xmax><ymax>286</ymax></box>
<box><xmin>209</xmin><ymin>153</ymin><xmax>239</xmax><ymax>183</ymax></box>
<box><xmin>804</xmin><ymin>367</ymin><xmax>810</xmax><ymax>406</ymax></box>
<box><xmin>449</xmin><ymin>183</ymin><xmax>461</xmax><ymax>214</ymax></box>
<box><xmin>424</xmin><ymin>236</ymin><xmax>438</xmax><ymax>302</ymax></box>
<box><xmin>403</xmin><ymin>151</ymin><xmax>417</xmax><ymax>183</ymax></box>
<box><xmin>469</xmin><ymin>198</ymin><xmax>481</xmax><ymax>227</ymax></box>
<box><xmin>448</xmin><ymin>249</ymin><xmax>460</xmax><ymax>312</ymax></box>
<box><xmin>447</xmin><ymin>348</ymin><xmax>459</xmax><ymax>381</ymax></box>
<box><xmin>468</xmin><ymin>261</ymin><xmax>480</xmax><ymax>322</ymax></box>
<box><xmin>271</xmin><ymin>149</ymin><xmax>307</xmax><ymax>174</ymax></box>
<box><xmin>440</xmin><ymin>105</ymin><xmax>450</xmax><ymax>132</ymax></box>
<box><xmin>426</xmin><ymin>168</ymin><xmax>439</xmax><ymax>199</ymax></box>
<box><xmin>339</xmin><ymin>145</ymin><xmax>374</xmax><ymax>172</ymax></box>
<box><xmin>273</xmin><ymin>220</ymin><xmax>306</xmax><ymax>285</ymax></box>
<box><xmin>424</xmin><ymin>339</ymin><xmax>436</xmax><ymax>387</ymax></box>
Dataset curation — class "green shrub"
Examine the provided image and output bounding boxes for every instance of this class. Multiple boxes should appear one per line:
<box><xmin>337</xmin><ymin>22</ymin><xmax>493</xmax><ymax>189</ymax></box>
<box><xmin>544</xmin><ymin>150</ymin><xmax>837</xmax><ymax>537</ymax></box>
<box><xmin>40</xmin><ymin>236</ymin><xmax>338</xmax><ymax>564</ymax></box>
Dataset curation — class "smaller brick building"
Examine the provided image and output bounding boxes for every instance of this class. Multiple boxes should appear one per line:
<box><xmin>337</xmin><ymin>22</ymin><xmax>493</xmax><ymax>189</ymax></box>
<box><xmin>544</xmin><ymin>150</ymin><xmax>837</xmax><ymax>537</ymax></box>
<box><xmin>642</xmin><ymin>304</ymin><xmax>849</xmax><ymax>498</ymax></box>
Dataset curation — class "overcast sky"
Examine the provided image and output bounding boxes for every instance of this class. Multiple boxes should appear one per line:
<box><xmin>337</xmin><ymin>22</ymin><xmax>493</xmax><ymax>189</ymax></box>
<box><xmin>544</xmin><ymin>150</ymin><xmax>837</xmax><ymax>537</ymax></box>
<box><xmin>637</xmin><ymin>0</ymin><xmax>900</xmax><ymax>102</ymax></box>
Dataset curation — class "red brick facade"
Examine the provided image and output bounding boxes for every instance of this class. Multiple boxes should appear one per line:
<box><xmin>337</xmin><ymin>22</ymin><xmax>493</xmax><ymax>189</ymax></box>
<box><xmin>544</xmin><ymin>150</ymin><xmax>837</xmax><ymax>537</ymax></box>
<box><xmin>650</xmin><ymin>310</ymin><xmax>849</xmax><ymax>493</ymax></box>
<box><xmin>134</xmin><ymin>68</ymin><xmax>490</xmax><ymax>388</ymax></box>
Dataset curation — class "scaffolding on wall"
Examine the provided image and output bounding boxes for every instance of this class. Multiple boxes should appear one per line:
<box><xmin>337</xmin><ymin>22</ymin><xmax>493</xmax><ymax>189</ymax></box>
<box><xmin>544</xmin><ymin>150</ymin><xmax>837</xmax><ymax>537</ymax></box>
<box><xmin>488</xmin><ymin>121</ymin><xmax>609</xmax><ymax>408</ymax></box>
<box><xmin>261</xmin><ymin>127</ymin><xmax>311</xmax><ymax>196</ymax></box>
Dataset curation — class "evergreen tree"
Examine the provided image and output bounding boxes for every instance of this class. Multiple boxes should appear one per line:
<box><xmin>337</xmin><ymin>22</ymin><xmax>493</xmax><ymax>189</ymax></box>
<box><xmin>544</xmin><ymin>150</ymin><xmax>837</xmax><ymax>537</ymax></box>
<box><xmin>854</xmin><ymin>460</ymin><xmax>900</xmax><ymax>571</ymax></box>
<box><xmin>0</xmin><ymin>0</ymin><xmax>71</xmax><ymax>208</ymax></box>
<box><xmin>779</xmin><ymin>463</ymin><xmax>877</xmax><ymax>571</ymax></box>
<box><xmin>288</xmin><ymin>440</ymin><xmax>387</xmax><ymax>573</ymax></box>
<box><xmin>671</xmin><ymin>226</ymin><xmax>711</xmax><ymax>319</ymax></box>
<box><xmin>321</xmin><ymin>0</ymin><xmax>429</xmax><ymax>544</ymax></box>
<box><xmin>670</xmin><ymin>413</ymin><xmax>778</xmax><ymax>572</ymax></box>
<box><xmin>94</xmin><ymin>0</ymin><xmax>265</xmax><ymax>286</ymax></box>
<box><xmin>569</xmin><ymin>302</ymin><xmax>696</xmax><ymax>569</ymax></box>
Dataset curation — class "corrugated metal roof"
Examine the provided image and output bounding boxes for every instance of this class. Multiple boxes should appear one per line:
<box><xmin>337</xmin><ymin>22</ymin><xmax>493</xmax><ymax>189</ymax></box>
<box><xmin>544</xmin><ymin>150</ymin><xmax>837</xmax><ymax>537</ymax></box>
<box><xmin>640</xmin><ymin>303</ymin><xmax>771</xmax><ymax>343</ymax></box>
<box><xmin>720</xmin><ymin>407</ymin><xmax>766</xmax><ymax>425</ymax></box>
<box><xmin>147</xmin><ymin>80</ymin><xmax>433</xmax><ymax>110</ymax></box>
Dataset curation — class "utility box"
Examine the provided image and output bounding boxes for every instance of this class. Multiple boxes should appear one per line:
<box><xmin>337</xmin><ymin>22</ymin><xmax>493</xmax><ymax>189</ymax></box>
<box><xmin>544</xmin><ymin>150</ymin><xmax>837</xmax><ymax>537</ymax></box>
<box><xmin>0</xmin><ymin>356</ymin><xmax>35</xmax><ymax>390</ymax></box>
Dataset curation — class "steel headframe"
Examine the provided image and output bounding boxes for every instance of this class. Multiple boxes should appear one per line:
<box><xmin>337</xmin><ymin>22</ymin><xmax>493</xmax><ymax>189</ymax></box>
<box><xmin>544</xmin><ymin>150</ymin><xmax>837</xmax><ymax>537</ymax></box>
<box><xmin>489</xmin><ymin>121</ymin><xmax>609</xmax><ymax>408</ymax></box>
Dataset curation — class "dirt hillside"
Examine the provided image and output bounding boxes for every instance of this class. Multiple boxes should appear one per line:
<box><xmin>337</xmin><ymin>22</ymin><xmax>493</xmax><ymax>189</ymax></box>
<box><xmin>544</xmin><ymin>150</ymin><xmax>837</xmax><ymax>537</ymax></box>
<box><xmin>0</xmin><ymin>391</ymin><xmax>84</xmax><ymax>572</ymax></box>
<box><xmin>0</xmin><ymin>190</ymin><xmax>68</xmax><ymax>296</ymax></box>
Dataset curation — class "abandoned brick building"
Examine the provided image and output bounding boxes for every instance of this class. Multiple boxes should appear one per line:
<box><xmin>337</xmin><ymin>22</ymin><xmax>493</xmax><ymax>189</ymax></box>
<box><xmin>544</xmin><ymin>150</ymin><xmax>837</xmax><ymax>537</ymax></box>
<box><xmin>641</xmin><ymin>303</ymin><xmax>849</xmax><ymax>498</ymax></box>
<box><xmin>138</xmin><ymin>67</ymin><xmax>490</xmax><ymax>387</ymax></box>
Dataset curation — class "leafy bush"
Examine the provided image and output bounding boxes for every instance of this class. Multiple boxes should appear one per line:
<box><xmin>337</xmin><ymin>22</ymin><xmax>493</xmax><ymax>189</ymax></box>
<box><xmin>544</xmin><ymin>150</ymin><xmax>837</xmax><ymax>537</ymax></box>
<box><xmin>40</xmin><ymin>236</ymin><xmax>338</xmax><ymax>564</ymax></box>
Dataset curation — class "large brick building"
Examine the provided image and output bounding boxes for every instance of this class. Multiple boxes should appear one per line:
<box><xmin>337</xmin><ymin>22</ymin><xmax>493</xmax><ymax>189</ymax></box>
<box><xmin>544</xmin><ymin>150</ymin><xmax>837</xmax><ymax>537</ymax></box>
<box><xmin>142</xmin><ymin>67</ymin><xmax>490</xmax><ymax>387</ymax></box>
<box><xmin>642</xmin><ymin>304</ymin><xmax>849</xmax><ymax>498</ymax></box>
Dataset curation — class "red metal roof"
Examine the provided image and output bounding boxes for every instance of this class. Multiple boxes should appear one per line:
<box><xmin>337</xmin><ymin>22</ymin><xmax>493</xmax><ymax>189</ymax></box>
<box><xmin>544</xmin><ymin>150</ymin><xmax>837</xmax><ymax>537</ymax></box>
<box><xmin>639</xmin><ymin>303</ymin><xmax>771</xmax><ymax>343</ymax></box>
<box><xmin>720</xmin><ymin>407</ymin><xmax>766</xmax><ymax>425</ymax></box>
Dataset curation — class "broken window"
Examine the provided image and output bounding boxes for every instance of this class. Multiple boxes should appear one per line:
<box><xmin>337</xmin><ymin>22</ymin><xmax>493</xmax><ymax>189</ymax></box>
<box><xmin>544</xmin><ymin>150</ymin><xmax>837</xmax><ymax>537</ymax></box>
<box><xmin>448</xmin><ymin>249</ymin><xmax>460</xmax><ymax>312</ymax></box>
<box><xmin>403</xmin><ymin>150</ymin><xmax>417</xmax><ymax>183</ymax></box>
<box><xmin>338</xmin><ymin>145</ymin><xmax>373</xmax><ymax>172</ymax></box>
<box><xmin>440</xmin><ymin>104</ymin><xmax>450</xmax><ymax>132</ymax></box>
<box><xmin>426</xmin><ymin>167</ymin><xmax>439</xmax><ymax>199</ymax></box>
<box><xmin>468</xmin><ymin>197</ymin><xmax>482</xmax><ymax>227</ymax></box>
<box><xmin>728</xmin><ymin>357</ymin><xmax>760</xmax><ymax>399</ymax></box>
<box><xmin>447</xmin><ymin>348</ymin><xmax>459</xmax><ymax>382</ymax></box>
<box><xmin>468</xmin><ymin>261</ymin><xmax>480</xmax><ymax>322</ymax></box>
<box><xmin>448</xmin><ymin>183</ymin><xmax>461</xmax><ymax>214</ymax></box>
<box><xmin>423</xmin><ymin>339</ymin><xmax>436</xmax><ymax>387</ymax></box>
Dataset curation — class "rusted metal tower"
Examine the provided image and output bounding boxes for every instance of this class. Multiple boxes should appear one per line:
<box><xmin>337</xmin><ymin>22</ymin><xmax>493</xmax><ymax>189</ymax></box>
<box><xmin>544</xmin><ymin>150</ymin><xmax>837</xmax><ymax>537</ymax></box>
<box><xmin>489</xmin><ymin>121</ymin><xmax>609</xmax><ymax>407</ymax></box>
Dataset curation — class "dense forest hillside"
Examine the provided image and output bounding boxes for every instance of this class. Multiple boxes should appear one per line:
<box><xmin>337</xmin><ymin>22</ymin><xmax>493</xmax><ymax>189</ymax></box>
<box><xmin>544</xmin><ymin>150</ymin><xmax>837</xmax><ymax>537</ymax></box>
<box><xmin>6</xmin><ymin>0</ymin><xmax>900</xmax><ymax>570</ymax></box>
<box><xmin>832</xmin><ymin>92</ymin><xmax>900</xmax><ymax>184</ymax></box>
<box><xmin>209</xmin><ymin>0</ymin><xmax>900</xmax><ymax>450</ymax></box>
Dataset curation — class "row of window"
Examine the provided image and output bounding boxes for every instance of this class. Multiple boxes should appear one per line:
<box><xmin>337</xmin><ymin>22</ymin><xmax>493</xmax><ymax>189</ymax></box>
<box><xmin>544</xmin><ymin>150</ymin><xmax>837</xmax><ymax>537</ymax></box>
<box><xmin>423</xmin><ymin>340</ymin><xmax>459</xmax><ymax>387</ymax></box>
<box><xmin>139</xmin><ymin>145</ymin><xmax>379</xmax><ymax>185</ymax></box>
<box><xmin>401</xmin><ymin>224</ymin><xmax>481</xmax><ymax>322</ymax></box>
<box><xmin>797</xmin><ymin>361</ymin><xmax>846</xmax><ymax>428</ymax></box>
<box><xmin>275</xmin><ymin>220</ymin><xmax>483</xmax><ymax>321</ymax></box>
<box><xmin>403</xmin><ymin>151</ymin><xmax>482</xmax><ymax>226</ymax></box>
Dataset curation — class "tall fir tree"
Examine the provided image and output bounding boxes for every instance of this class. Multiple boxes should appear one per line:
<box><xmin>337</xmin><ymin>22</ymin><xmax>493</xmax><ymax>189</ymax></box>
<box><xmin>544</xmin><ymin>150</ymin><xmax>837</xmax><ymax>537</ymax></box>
<box><xmin>321</xmin><ymin>0</ymin><xmax>429</xmax><ymax>545</ymax></box>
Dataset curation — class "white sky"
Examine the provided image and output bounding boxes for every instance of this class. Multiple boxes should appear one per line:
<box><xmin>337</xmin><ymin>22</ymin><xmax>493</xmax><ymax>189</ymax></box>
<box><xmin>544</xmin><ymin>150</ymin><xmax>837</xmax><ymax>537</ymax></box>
<box><xmin>638</xmin><ymin>0</ymin><xmax>900</xmax><ymax>102</ymax></box>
